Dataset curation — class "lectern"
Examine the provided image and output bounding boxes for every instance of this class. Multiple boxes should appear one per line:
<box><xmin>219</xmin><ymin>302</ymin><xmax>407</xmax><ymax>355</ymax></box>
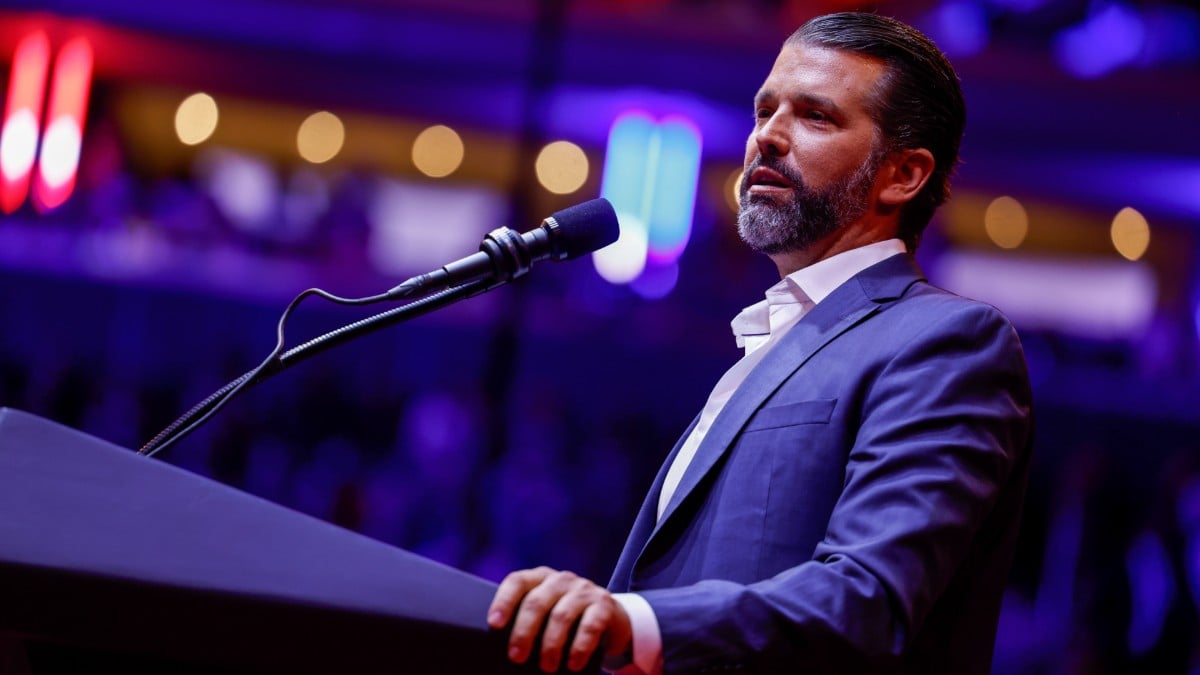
<box><xmin>0</xmin><ymin>408</ymin><xmax>594</xmax><ymax>674</ymax></box>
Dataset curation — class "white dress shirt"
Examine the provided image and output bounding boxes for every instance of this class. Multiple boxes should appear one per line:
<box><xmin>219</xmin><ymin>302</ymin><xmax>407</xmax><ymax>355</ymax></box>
<box><xmin>611</xmin><ymin>239</ymin><xmax>907</xmax><ymax>675</ymax></box>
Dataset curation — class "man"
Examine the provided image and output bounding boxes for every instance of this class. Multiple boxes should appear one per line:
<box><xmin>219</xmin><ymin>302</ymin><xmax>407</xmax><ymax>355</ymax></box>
<box><xmin>488</xmin><ymin>12</ymin><xmax>1033</xmax><ymax>675</ymax></box>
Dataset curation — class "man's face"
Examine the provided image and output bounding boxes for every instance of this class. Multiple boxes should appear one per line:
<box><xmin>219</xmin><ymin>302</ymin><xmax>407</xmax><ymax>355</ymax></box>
<box><xmin>738</xmin><ymin>44</ymin><xmax>887</xmax><ymax>256</ymax></box>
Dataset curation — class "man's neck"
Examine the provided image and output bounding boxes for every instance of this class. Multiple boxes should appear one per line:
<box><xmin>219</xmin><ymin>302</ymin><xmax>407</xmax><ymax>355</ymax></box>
<box><xmin>768</xmin><ymin>217</ymin><xmax>902</xmax><ymax>278</ymax></box>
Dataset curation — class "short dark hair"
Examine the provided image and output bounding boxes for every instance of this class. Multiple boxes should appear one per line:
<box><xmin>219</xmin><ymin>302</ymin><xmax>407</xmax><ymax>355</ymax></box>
<box><xmin>787</xmin><ymin>12</ymin><xmax>966</xmax><ymax>250</ymax></box>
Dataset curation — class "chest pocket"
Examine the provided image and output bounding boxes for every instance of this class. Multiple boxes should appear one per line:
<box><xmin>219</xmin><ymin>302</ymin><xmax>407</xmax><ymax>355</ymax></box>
<box><xmin>742</xmin><ymin>398</ymin><xmax>837</xmax><ymax>432</ymax></box>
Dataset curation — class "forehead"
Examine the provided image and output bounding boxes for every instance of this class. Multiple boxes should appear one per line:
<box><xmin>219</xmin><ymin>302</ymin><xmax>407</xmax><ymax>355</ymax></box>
<box><xmin>757</xmin><ymin>44</ymin><xmax>886</xmax><ymax>113</ymax></box>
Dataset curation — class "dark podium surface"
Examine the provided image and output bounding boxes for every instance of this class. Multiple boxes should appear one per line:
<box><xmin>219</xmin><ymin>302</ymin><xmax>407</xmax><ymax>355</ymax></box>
<box><xmin>0</xmin><ymin>408</ymin><xmax>588</xmax><ymax>674</ymax></box>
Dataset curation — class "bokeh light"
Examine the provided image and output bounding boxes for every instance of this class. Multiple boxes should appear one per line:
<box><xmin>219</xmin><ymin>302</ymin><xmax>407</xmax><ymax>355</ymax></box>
<box><xmin>412</xmin><ymin>124</ymin><xmax>464</xmax><ymax>178</ymax></box>
<box><xmin>725</xmin><ymin>167</ymin><xmax>743</xmax><ymax>213</ymax></box>
<box><xmin>37</xmin><ymin>117</ymin><xmax>81</xmax><ymax>189</ymax></box>
<box><xmin>1054</xmin><ymin>3</ymin><xmax>1146</xmax><ymax>78</ymax></box>
<box><xmin>925</xmin><ymin>1</ymin><xmax>990</xmax><ymax>57</ymax></box>
<box><xmin>1111</xmin><ymin>206</ymin><xmax>1150</xmax><ymax>261</ymax></box>
<box><xmin>32</xmin><ymin>36</ymin><xmax>92</xmax><ymax>213</ymax></box>
<box><xmin>535</xmin><ymin>140</ymin><xmax>589</xmax><ymax>194</ymax></box>
<box><xmin>175</xmin><ymin>93</ymin><xmax>219</xmax><ymax>146</ymax></box>
<box><xmin>599</xmin><ymin>111</ymin><xmax>701</xmax><ymax>280</ymax></box>
<box><xmin>593</xmin><ymin>213</ymin><xmax>649</xmax><ymax>284</ymax></box>
<box><xmin>296</xmin><ymin>111</ymin><xmax>345</xmax><ymax>164</ymax></box>
<box><xmin>1</xmin><ymin>31</ymin><xmax>50</xmax><ymax>214</ymax></box>
<box><xmin>984</xmin><ymin>196</ymin><xmax>1028</xmax><ymax>249</ymax></box>
<box><xmin>1</xmin><ymin>110</ymin><xmax>39</xmax><ymax>183</ymax></box>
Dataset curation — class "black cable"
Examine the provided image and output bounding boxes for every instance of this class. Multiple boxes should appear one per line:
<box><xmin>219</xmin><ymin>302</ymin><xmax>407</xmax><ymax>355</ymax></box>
<box><xmin>138</xmin><ymin>281</ymin><xmax>492</xmax><ymax>459</ymax></box>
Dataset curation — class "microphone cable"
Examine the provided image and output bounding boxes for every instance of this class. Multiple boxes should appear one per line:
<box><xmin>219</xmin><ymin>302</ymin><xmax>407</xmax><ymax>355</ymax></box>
<box><xmin>138</xmin><ymin>281</ymin><xmax>488</xmax><ymax>459</ymax></box>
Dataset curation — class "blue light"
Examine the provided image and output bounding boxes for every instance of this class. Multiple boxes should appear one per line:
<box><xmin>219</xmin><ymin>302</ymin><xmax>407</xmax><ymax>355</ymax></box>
<box><xmin>597</xmin><ymin>111</ymin><xmax>702</xmax><ymax>291</ymax></box>
<box><xmin>596</xmin><ymin>112</ymin><xmax>654</xmax><ymax>285</ymax></box>
<box><xmin>630</xmin><ymin>262</ymin><xmax>680</xmax><ymax>301</ymax></box>
<box><xmin>646</xmin><ymin>117</ymin><xmax>701</xmax><ymax>263</ymax></box>
<box><xmin>599</xmin><ymin>112</ymin><xmax>655</xmax><ymax>230</ymax></box>
<box><xmin>1054</xmin><ymin>2</ymin><xmax>1146</xmax><ymax>78</ymax></box>
<box><xmin>925</xmin><ymin>1</ymin><xmax>990</xmax><ymax>58</ymax></box>
<box><xmin>1141</xmin><ymin>6</ymin><xmax>1200</xmax><ymax>66</ymax></box>
<box><xmin>1125</xmin><ymin>531</ymin><xmax>1175</xmax><ymax>654</ymax></box>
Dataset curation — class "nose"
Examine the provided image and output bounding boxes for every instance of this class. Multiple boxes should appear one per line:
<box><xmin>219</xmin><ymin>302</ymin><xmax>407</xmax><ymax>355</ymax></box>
<box><xmin>754</xmin><ymin>112</ymin><xmax>790</xmax><ymax>158</ymax></box>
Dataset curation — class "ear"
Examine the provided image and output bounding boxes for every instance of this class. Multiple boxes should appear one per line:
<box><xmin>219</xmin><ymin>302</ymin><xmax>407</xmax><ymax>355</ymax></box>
<box><xmin>878</xmin><ymin>148</ymin><xmax>934</xmax><ymax>207</ymax></box>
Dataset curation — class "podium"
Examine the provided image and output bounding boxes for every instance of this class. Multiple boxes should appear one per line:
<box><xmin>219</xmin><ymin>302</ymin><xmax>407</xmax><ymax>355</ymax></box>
<box><xmin>0</xmin><ymin>408</ymin><xmax>592</xmax><ymax>673</ymax></box>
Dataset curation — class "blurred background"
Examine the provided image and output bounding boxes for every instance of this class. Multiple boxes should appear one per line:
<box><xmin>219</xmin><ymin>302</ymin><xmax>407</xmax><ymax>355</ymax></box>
<box><xmin>1</xmin><ymin>0</ymin><xmax>1198</xmax><ymax>672</ymax></box>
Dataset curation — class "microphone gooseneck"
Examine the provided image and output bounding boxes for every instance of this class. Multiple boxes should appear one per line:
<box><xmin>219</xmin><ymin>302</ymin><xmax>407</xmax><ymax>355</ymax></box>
<box><xmin>139</xmin><ymin>198</ymin><xmax>620</xmax><ymax>458</ymax></box>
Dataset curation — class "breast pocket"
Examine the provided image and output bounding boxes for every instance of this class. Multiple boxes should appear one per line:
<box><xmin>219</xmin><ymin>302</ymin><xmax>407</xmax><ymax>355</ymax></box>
<box><xmin>742</xmin><ymin>398</ymin><xmax>837</xmax><ymax>432</ymax></box>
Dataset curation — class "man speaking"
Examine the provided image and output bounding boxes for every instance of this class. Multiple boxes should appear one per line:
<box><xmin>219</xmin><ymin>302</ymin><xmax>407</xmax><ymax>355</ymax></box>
<box><xmin>488</xmin><ymin>12</ymin><xmax>1034</xmax><ymax>675</ymax></box>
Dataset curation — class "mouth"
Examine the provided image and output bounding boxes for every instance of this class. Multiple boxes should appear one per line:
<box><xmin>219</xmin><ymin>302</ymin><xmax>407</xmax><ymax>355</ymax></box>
<box><xmin>746</xmin><ymin>166</ymin><xmax>794</xmax><ymax>194</ymax></box>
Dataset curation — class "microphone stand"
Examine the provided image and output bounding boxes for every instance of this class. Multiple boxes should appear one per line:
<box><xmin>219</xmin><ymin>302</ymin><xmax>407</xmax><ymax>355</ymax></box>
<box><xmin>139</xmin><ymin>277</ymin><xmax>501</xmax><ymax>459</ymax></box>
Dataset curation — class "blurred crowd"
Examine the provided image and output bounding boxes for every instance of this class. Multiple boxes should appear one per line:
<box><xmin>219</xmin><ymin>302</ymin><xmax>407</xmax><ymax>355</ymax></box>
<box><xmin>4</xmin><ymin>267</ymin><xmax>1200</xmax><ymax>674</ymax></box>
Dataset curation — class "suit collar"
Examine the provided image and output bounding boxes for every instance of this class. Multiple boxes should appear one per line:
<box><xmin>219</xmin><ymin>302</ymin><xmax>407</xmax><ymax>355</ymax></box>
<box><xmin>648</xmin><ymin>253</ymin><xmax>925</xmax><ymax>541</ymax></box>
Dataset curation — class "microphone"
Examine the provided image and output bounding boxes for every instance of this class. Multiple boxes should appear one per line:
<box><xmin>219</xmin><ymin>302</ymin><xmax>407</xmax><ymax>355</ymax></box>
<box><xmin>386</xmin><ymin>198</ymin><xmax>619</xmax><ymax>300</ymax></box>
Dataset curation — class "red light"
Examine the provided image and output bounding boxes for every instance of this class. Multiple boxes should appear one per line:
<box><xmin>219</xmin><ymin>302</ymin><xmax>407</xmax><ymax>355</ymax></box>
<box><xmin>0</xmin><ymin>32</ymin><xmax>51</xmax><ymax>214</ymax></box>
<box><xmin>33</xmin><ymin>37</ymin><xmax>93</xmax><ymax>213</ymax></box>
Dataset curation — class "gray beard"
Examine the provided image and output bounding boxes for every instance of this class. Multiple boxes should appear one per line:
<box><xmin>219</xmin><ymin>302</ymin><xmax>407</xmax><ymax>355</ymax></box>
<box><xmin>737</xmin><ymin>151</ymin><xmax>881</xmax><ymax>256</ymax></box>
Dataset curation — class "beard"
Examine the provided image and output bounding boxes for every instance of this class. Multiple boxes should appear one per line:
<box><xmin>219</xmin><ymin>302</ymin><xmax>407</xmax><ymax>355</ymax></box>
<box><xmin>737</xmin><ymin>149</ymin><xmax>882</xmax><ymax>256</ymax></box>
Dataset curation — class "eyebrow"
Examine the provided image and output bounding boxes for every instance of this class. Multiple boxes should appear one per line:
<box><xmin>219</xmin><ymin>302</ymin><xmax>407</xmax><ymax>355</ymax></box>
<box><xmin>754</xmin><ymin>89</ymin><xmax>848</xmax><ymax>120</ymax></box>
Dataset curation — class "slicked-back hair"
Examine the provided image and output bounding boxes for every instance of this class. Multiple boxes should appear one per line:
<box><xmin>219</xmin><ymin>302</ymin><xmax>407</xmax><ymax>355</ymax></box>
<box><xmin>787</xmin><ymin>13</ymin><xmax>966</xmax><ymax>250</ymax></box>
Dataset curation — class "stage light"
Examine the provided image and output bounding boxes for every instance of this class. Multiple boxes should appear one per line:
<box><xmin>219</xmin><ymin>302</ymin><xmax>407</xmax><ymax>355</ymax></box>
<box><xmin>935</xmin><ymin>251</ymin><xmax>1156</xmax><ymax>339</ymax></box>
<box><xmin>644</xmin><ymin>117</ymin><xmax>702</xmax><ymax>263</ymax></box>
<box><xmin>33</xmin><ymin>37</ymin><xmax>93</xmax><ymax>212</ymax></box>
<box><xmin>1055</xmin><ymin>3</ymin><xmax>1146</xmax><ymax>78</ymax></box>
<box><xmin>412</xmin><ymin>125</ymin><xmax>464</xmax><ymax>178</ymax></box>
<box><xmin>296</xmin><ymin>111</ymin><xmax>344</xmax><ymax>164</ymax></box>
<box><xmin>592</xmin><ymin>212</ymin><xmax>649</xmax><ymax>284</ymax></box>
<box><xmin>925</xmin><ymin>1</ymin><xmax>989</xmax><ymax>57</ymax></box>
<box><xmin>198</xmin><ymin>148</ymin><xmax>279</xmax><ymax>233</ymax></box>
<box><xmin>175</xmin><ymin>93</ymin><xmax>219</xmax><ymax>146</ymax></box>
<box><xmin>1111</xmin><ymin>207</ymin><xmax>1150</xmax><ymax>261</ymax></box>
<box><xmin>367</xmin><ymin>178</ymin><xmax>502</xmax><ymax>275</ymax></box>
<box><xmin>596</xmin><ymin>111</ymin><xmax>702</xmax><ymax>290</ymax></box>
<box><xmin>984</xmin><ymin>196</ymin><xmax>1028</xmax><ymax>249</ymax></box>
<box><xmin>535</xmin><ymin>140</ymin><xmax>588</xmax><ymax>195</ymax></box>
<box><xmin>0</xmin><ymin>32</ymin><xmax>50</xmax><ymax>214</ymax></box>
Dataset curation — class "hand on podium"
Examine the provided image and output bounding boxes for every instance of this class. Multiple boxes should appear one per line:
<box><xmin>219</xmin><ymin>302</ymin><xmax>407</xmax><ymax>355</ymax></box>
<box><xmin>488</xmin><ymin>567</ymin><xmax>633</xmax><ymax>673</ymax></box>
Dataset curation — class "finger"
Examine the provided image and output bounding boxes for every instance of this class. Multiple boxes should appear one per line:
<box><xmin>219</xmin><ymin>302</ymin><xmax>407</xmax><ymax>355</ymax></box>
<box><xmin>538</xmin><ymin>580</ymin><xmax>598</xmax><ymax>672</ymax></box>
<box><xmin>567</xmin><ymin>599</ymin><xmax>613</xmax><ymax>672</ymax></box>
<box><xmin>508</xmin><ymin>571</ymin><xmax>577</xmax><ymax>665</ymax></box>
<box><xmin>488</xmin><ymin>567</ymin><xmax>554</xmax><ymax>630</ymax></box>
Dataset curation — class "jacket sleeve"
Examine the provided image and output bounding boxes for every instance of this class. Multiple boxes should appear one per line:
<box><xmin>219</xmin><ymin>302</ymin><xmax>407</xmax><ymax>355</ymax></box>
<box><xmin>637</xmin><ymin>302</ymin><xmax>1033</xmax><ymax>674</ymax></box>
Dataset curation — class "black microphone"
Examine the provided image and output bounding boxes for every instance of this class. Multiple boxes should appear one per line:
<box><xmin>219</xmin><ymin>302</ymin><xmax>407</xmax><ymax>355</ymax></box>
<box><xmin>386</xmin><ymin>198</ymin><xmax>619</xmax><ymax>300</ymax></box>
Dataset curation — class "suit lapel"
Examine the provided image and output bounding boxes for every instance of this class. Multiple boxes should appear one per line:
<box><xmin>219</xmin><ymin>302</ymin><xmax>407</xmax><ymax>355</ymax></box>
<box><xmin>646</xmin><ymin>254</ymin><xmax>926</xmax><ymax>548</ymax></box>
<box><xmin>609</xmin><ymin>414</ymin><xmax>698</xmax><ymax>591</ymax></box>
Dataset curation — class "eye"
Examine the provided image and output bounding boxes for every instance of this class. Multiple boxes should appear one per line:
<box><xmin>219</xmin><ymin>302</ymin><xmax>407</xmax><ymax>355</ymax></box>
<box><xmin>755</xmin><ymin>107</ymin><xmax>773</xmax><ymax>121</ymax></box>
<box><xmin>804</xmin><ymin>109</ymin><xmax>829</xmax><ymax>122</ymax></box>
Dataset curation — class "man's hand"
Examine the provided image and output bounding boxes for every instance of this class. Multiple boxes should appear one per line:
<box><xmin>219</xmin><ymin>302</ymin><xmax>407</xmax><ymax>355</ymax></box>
<box><xmin>487</xmin><ymin>567</ymin><xmax>633</xmax><ymax>673</ymax></box>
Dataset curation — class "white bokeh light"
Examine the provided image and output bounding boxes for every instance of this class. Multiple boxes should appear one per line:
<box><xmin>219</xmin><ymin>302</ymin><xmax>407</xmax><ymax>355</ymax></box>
<box><xmin>0</xmin><ymin>110</ymin><xmax>39</xmax><ymax>181</ymax></box>
<box><xmin>37</xmin><ymin>116</ymin><xmax>82</xmax><ymax>188</ymax></box>
<box><xmin>592</xmin><ymin>212</ymin><xmax>649</xmax><ymax>284</ymax></box>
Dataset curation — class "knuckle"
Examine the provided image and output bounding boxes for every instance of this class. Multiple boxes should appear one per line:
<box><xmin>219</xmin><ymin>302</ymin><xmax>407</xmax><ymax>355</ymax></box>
<box><xmin>578</xmin><ymin>611</ymin><xmax>609</xmax><ymax>633</ymax></box>
<box><xmin>549</xmin><ymin>604</ymin><xmax>575</xmax><ymax>624</ymax></box>
<box><xmin>523</xmin><ymin>595</ymin><xmax>550</xmax><ymax>614</ymax></box>
<box><xmin>549</xmin><ymin>570</ymin><xmax>577</xmax><ymax>585</ymax></box>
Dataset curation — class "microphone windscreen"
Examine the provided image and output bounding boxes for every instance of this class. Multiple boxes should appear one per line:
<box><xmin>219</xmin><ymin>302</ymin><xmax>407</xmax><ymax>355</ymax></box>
<box><xmin>549</xmin><ymin>198</ymin><xmax>620</xmax><ymax>259</ymax></box>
